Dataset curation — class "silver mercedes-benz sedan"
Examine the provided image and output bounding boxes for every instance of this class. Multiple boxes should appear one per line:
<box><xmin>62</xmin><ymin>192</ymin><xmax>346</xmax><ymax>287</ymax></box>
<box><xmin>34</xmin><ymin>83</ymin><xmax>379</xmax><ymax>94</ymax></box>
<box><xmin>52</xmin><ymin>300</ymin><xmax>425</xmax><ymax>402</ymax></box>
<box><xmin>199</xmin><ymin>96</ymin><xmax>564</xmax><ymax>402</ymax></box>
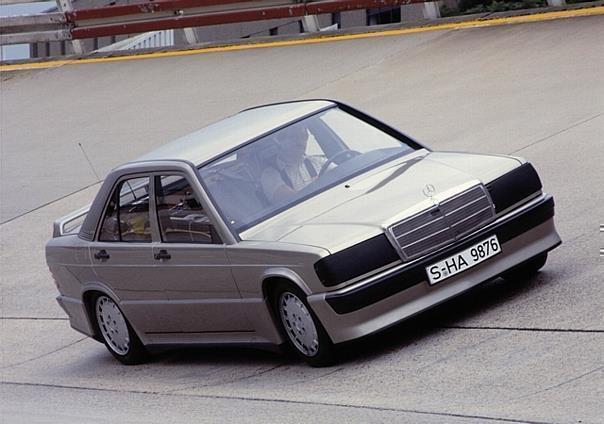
<box><xmin>46</xmin><ymin>100</ymin><xmax>561</xmax><ymax>366</ymax></box>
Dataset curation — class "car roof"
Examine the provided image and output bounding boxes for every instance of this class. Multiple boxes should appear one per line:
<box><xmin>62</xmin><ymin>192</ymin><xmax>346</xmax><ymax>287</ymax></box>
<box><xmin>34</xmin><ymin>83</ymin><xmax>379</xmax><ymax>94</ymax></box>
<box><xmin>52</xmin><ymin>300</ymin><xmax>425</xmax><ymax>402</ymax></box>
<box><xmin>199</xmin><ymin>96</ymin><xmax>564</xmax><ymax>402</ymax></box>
<box><xmin>134</xmin><ymin>100</ymin><xmax>335</xmax><ymax>167</ymax></box>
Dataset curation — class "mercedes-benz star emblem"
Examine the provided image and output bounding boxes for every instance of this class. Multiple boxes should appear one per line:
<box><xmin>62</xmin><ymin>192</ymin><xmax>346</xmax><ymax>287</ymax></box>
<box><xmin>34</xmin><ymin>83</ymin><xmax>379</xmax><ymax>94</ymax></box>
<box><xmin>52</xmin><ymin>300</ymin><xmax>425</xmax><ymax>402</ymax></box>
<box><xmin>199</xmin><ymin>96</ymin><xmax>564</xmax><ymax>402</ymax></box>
<box><xmin>422</xmin><ymin>184</ymin><xmax>436</xmax><ymax>197</ymax></box>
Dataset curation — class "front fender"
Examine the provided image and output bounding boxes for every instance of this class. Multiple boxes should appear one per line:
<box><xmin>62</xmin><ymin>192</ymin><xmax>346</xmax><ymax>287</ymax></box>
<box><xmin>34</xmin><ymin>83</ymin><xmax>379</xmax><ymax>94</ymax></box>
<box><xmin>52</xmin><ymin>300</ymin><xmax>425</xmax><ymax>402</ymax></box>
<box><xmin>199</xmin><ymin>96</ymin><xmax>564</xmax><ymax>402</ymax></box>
<box><xmin>261</xmin><ymin>267</ymin><xmax>313</xmax><ymax>296</ymax></box>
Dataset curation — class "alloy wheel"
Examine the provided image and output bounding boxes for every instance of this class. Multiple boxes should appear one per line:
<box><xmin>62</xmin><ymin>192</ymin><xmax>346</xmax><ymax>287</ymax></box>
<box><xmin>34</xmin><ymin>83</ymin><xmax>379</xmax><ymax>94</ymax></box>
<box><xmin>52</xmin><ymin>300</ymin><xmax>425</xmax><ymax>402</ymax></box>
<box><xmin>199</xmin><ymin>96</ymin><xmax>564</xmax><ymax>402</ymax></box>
<box><xmin>279</xmin><ymin>291</ymin><xmax>319</xmax><ymax>357</ymax></box>
<box><xmin>95</xmin><ymin>295</ymin><xmax>130</xmax><ymax>355</ymax></box>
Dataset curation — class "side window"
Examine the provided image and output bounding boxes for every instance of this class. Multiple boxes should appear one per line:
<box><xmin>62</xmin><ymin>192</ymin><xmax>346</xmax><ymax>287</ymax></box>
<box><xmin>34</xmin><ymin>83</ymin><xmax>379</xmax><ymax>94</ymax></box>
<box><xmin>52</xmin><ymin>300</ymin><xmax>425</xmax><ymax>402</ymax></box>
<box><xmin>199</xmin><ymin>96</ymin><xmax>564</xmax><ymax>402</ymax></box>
<box><xmin>99</xmin><ymin>177</ymin><xmax>152</xmax><ymax>243</ymax></box>
<box><xmin>155</xmin><ymin>175</ymin><xmax>218</xmax><ymax>244</ymax></box>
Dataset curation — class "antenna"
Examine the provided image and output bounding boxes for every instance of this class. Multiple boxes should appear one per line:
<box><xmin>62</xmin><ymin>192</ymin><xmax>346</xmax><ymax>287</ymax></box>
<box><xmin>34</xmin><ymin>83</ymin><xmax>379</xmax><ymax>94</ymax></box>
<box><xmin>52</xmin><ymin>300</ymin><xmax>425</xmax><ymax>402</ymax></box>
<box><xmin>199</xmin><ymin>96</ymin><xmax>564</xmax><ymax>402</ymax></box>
<box><xmin>77</xmin><ymin>142</ymin><xmax>101</xmax><ymax>181</ymax></box>
<box><xmin>125</xmin><ymin>180</ymin><xmax>138</xmax><ymax>201</ymax></box>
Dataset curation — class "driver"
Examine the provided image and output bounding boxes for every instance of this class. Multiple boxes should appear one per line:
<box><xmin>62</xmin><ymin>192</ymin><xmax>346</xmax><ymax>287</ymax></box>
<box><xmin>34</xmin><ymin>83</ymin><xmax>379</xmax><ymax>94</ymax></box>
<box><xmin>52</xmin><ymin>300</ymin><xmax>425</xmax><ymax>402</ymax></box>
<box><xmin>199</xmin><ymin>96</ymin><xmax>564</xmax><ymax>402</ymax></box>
<box><xmin>260</xmin><ymin>124</ymin><xmax>325</xmax><ymax>204</ymax></box>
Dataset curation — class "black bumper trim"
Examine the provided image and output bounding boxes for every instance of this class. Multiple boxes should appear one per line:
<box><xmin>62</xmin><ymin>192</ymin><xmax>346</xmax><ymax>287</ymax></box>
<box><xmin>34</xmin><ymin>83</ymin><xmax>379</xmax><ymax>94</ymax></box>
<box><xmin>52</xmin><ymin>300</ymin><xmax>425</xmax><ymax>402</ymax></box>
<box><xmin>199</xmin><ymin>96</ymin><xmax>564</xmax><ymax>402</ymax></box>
<box><xmin>325</xmin><ymin>196</ymin><xmax>556</xmax><ymax>315</ymax></box>
<box><xmin>314</xmin><ymin>234</ymin><xmax>399</xmax><ymax>287</ymax></box>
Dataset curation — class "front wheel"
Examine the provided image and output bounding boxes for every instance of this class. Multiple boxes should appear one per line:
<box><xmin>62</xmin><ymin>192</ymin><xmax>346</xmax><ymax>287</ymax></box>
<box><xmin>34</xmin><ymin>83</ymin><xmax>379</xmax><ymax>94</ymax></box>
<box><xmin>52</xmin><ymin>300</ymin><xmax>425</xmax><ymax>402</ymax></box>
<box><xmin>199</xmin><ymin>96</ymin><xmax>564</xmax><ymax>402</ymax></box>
<box><xmin>272</xmin><ymin>283</ymin><xmax>335</xmax><ymax>367</ymax></box>
<box><xmin>94</xmin><ymin>295</ymin><xmax>148</xmax><ymax>365</ymax></box>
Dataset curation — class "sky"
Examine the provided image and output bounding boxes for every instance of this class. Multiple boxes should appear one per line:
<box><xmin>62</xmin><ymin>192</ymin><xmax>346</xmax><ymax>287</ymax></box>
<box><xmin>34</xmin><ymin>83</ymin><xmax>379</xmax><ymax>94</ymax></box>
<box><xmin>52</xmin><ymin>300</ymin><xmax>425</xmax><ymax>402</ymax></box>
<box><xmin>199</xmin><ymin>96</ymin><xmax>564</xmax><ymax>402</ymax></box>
<box><xmin>1</xmin><ymin>1</ymin><xmax>55</xmax><ymax>60</ymax></box>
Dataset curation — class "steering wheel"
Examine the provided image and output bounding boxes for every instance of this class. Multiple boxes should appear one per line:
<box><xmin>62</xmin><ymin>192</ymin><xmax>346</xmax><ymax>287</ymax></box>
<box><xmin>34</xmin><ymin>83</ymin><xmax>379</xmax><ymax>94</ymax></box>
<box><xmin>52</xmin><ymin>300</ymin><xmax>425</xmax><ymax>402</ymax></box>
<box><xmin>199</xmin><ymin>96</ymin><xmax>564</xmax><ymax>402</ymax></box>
<box><xmin>319</xmin><ymin>150</ymin><xmax>361</xmax><ymax>176</ymax></box>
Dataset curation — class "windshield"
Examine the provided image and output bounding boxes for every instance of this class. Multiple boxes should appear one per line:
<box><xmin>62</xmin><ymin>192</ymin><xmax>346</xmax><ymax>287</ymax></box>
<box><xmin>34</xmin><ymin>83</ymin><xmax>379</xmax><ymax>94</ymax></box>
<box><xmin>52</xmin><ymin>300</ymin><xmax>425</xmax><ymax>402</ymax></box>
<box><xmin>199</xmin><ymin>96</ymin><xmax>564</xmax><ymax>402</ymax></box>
<box><xmin>199</xmin><ymin>107</ymin><xmax>416</xmax><ymax>233</ymax></box>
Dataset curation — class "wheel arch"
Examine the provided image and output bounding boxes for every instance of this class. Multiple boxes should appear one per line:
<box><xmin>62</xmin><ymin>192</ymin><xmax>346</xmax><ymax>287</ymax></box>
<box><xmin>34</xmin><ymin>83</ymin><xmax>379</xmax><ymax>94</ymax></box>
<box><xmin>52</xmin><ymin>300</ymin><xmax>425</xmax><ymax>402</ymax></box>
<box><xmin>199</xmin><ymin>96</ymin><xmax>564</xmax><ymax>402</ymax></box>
<box><xmin>261</xmin><ymin>276</ymin><xmax>297</xmax><ymax>324</ymax></box>
<box><xmin>260</xmin><ymin>268</ymin><xmax>312</xmax><ymax>300</ymax></box>
<box><xmin>260</xmin><ymin>271</ymin><xmax>312</xmax><ymax>341</ymax></box>
<box><xmin>81</xmin><ymin>289</ymin><xmax>106</xmax><ymax>342</ymax></box>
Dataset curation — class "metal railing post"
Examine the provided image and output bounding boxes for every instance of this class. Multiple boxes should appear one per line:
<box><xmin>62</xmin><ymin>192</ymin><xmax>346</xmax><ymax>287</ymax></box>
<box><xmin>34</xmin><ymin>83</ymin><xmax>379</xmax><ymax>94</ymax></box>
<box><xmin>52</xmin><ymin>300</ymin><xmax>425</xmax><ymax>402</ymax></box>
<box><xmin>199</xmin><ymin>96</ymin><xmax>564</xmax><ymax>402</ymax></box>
<box><xmin>422</xmin><ymin>2</ymin><xmax>441</xmax><ymax>19</ymax></box>
<box><xmin>181</xmin><ymin>28</ymin><xmax>200</xmax><ymax>45</ymax></box>
<box><xmin>55</xmin><ymin>0</ymin><xmax>84</xmax><ymax>54</ymax></box>
<box><xmin>301</xmin><ymin>15</ymin><xmax>321</xmax><ymax>32</ymax></box>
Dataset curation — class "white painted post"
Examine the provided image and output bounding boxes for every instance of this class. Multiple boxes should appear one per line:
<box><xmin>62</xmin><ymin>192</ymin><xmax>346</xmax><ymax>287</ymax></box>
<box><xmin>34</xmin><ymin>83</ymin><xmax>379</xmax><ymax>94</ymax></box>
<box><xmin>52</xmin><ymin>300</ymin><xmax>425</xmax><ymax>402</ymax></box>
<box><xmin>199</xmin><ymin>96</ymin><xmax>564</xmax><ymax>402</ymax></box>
<box><xmin>546</xmin><ymin>0</ymin><xmax>566</xmax><ymax>6</ymax></box>
<box><xmin>55</xmin><ymin>0</ymin><xmax>84</xmax><ymax>54</ymax></box>
<box><xmin>422</xmin><ymin>2</ymin><xmax>441</xmax><ymax>20</ymax></box>
<box><xmin>301</xmin><ymin>15</ymin><xmax>321</xmax><ymax>32</ymax></box>
<box><xmin>181</xmin><ymin>28</ymin><xmax>199</xmax><ymax>45</ymax></box>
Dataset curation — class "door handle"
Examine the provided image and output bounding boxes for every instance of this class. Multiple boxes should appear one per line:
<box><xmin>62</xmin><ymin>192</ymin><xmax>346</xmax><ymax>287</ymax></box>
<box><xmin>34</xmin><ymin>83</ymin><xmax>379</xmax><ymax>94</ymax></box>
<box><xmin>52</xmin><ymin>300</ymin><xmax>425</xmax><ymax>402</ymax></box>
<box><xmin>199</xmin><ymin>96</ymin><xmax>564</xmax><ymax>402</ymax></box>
<box><xmin>94</xmin><ymin>249</ymin><xmax>110</xmax><ymax>261</ymax></box>
<box><xmin>154</xmin><ymin>249</ymin><xmax>171</xmax><ymax>261</ymax></box>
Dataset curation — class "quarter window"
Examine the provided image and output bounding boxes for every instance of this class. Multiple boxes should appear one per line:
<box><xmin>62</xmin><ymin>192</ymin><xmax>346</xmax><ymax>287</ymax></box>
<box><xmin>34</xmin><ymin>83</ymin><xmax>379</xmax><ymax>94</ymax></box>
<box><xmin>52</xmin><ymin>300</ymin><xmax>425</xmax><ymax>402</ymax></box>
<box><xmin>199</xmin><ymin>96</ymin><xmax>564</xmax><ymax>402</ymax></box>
<box><xmin>155</xmin><ymin>175</ymin><xmax>217</xmax><ymax>244</ymax></box>
<box><xmin>99</xmin><ymin>177</ymin><xmax>152</xmax><ymax>243</ymax></box>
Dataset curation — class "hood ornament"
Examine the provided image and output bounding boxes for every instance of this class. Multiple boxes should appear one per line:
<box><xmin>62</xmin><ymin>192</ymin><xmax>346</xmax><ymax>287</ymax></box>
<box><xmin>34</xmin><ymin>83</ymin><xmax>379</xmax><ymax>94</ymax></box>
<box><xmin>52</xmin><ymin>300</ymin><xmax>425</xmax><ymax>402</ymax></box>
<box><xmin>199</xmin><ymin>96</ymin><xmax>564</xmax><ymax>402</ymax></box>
<box><xmin>422</xmin><ymin>184</ymin><xmax>436</xmax><ymax>198</ymax></box>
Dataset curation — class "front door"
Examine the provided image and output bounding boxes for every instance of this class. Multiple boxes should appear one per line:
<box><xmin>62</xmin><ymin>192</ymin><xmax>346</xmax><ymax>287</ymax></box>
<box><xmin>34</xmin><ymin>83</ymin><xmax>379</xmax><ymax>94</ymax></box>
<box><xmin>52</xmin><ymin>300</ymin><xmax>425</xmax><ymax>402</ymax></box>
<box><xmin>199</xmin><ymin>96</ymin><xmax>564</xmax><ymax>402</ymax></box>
<box><xmin>151</xmin><ymin>174</ymin><xmax>252</xmax><ymax>334</ymax></box>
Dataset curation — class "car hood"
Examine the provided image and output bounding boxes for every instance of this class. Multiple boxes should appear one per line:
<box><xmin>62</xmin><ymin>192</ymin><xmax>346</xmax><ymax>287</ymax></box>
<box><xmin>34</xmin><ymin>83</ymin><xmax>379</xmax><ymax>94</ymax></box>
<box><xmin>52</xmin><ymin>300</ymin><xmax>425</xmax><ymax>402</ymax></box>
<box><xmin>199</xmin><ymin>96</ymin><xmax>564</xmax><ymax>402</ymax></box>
<box><xmin>240</xmin><ymin>150</ymin><xmax>522</xmax><ymax>253</ymax></box>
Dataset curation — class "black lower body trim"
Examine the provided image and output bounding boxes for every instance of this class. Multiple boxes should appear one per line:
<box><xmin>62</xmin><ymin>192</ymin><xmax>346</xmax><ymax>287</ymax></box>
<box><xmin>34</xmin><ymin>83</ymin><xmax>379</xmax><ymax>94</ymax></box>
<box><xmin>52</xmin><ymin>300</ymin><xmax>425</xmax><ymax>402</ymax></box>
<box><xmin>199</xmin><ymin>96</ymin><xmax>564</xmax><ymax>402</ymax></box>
<box><xmin>325</xmin><ymin>196</ymin><xmax>556</xmax><ymax>315</ymax></box>
<box><xmin>145</xmin><ymin>330</ymin><xmax>254</xmax><ymax>335</ymax></box>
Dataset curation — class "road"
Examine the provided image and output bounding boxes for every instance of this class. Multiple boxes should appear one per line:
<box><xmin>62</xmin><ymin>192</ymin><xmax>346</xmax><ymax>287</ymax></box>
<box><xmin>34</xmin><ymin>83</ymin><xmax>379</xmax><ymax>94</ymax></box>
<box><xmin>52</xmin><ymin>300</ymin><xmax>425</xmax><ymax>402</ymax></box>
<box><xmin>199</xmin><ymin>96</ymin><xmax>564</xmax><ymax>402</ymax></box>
<box><xmin>1</xmin><ymin>13</ymin><xmax>603</xmax><ymax>423</ymax></box>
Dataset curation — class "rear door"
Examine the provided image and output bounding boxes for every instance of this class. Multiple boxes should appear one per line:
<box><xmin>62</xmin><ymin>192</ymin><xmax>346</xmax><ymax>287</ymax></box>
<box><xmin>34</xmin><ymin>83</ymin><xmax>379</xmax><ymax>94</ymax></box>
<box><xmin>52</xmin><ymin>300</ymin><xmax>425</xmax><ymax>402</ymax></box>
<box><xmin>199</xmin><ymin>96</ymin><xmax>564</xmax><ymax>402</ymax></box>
<box><xmin>90</xmin><ymin>175</ymin><xmax>180</xmax><ymax>334</ymax></box>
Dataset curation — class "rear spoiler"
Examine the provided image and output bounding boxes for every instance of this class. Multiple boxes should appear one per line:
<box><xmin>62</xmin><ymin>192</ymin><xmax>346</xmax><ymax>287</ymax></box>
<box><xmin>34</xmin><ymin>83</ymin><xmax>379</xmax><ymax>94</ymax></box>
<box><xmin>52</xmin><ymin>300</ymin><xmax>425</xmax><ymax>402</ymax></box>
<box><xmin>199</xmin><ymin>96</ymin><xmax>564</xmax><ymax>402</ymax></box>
<box><xmin>52</xmin><ymin>204</ymin><xmax>91</xmax><ymax>238</ymax></box>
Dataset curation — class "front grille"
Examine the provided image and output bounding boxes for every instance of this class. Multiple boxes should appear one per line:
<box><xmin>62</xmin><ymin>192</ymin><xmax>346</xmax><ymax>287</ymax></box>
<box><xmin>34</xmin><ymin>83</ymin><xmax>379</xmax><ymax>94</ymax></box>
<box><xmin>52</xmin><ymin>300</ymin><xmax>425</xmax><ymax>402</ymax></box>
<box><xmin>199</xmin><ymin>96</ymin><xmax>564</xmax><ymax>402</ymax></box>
<box><xmin>388</xmin><ymin>185</ymin><xmax>495</xmax><ymax>260</ymax></box>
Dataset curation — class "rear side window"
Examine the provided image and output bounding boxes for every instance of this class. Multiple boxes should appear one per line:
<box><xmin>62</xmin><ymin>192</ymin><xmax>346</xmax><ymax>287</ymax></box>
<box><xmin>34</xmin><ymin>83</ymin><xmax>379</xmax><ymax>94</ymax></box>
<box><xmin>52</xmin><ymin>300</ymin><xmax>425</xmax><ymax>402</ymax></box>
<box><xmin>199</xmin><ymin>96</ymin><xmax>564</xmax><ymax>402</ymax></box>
<box><xmin>99</xmin><ymin>177</ymin><xmax>152</xmax><ymax>243</ymax></box>
<box><xmin>155</xmin><ymin>175</ymin><xmax>218</xmax><ymax>244</ymax></box>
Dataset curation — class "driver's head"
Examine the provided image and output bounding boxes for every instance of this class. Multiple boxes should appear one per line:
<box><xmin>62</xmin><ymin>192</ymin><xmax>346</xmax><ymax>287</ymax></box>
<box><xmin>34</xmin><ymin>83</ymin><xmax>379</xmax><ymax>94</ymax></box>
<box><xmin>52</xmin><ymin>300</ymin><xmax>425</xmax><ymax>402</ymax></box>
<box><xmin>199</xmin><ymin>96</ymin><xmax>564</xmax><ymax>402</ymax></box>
<box><xmin>275</xmin><ymin>125</ymin><xmax>308</xmax><ymax>165</ymax></box>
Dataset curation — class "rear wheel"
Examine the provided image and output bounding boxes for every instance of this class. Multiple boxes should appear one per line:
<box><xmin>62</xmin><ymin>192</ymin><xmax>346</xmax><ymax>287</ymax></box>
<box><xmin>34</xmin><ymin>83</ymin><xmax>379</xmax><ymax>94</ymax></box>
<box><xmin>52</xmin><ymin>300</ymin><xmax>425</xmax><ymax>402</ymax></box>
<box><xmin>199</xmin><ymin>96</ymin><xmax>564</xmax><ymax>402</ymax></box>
<box><xmin>94</xmin><ymin>295</ymin><xmax>148</xmax><ymax>365</ymax></box>
<box><xmin>271</xmin><ymin>283</ymin><xmax>335</xmax><ymax>367</ymax></box>
<box><xmin>502</xmin><ymin>252</ymin><xmax>548</xmax><ymax>282</ymax></box>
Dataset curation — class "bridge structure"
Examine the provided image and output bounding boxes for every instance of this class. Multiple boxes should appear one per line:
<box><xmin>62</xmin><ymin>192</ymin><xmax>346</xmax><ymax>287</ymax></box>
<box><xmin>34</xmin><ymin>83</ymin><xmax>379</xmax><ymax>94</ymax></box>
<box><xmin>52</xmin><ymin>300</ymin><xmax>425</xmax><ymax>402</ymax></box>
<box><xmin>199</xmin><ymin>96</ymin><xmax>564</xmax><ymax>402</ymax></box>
<box><xmin>1</xmin><ymin>9</ymin><xmax>603</xmax><ymax>423</ymax></box>
<box><xmin>1</xmin><ymin>0</ymin><xmax>446</xmax><ymax>53</ymax></box>
<box><xmin>0</xmin><ymin>0</ymin><xmax>595</xmax><ymax>57</ymax></box>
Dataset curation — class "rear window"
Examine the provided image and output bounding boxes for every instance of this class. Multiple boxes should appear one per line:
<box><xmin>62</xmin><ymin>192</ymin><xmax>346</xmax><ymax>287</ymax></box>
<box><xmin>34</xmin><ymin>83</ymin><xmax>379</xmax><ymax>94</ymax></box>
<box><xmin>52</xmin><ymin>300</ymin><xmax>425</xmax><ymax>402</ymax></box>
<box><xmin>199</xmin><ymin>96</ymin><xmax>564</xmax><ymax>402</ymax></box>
<box><xmin>99</xmin><ymin>177</ymin><xmax>152</xmax><ymax>243</ymax></box>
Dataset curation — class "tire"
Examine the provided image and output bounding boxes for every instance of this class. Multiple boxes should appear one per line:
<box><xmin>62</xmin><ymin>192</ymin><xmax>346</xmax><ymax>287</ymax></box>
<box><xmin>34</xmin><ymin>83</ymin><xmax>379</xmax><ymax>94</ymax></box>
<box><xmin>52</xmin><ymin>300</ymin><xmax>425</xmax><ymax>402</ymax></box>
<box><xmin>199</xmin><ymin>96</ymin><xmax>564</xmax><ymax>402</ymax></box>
<box><xmin>94</xmin><ymin>294</ymin><xmax>148</xmax><ymax>365</ymax></box>
<box><xmin>502</xmin><ymin>252</ymin><xmax>548</xmax><ymax>282</ymax></box>
<box><xmin>271</xmin><ymin>282</ymin><xmax>335</xmax><ymax>367</ymax></box>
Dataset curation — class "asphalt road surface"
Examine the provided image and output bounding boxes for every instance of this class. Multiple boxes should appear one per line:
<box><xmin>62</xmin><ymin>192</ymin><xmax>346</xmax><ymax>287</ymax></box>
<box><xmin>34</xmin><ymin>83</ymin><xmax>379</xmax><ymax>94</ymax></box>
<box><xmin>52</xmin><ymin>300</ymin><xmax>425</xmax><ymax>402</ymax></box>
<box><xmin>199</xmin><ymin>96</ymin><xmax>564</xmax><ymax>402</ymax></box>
<box><xmin>1</xmin><ymin>14</ymin><xmax>603</xmax><ymax>424</ymax></box>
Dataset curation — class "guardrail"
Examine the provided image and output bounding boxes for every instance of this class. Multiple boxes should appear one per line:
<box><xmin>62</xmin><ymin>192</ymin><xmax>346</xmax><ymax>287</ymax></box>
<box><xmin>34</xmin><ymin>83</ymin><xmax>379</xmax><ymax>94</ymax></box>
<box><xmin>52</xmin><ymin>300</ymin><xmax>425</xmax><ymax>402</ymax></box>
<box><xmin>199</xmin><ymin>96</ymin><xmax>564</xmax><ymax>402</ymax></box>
<box><xmin>1</xmin><ymin>0</ymin><xmax>436</xmax><ymax>47</ymax></box>
<box><xmin>1</xmin><ymin>0</ymin><xmax>571</xmax><ymax>54</ymax></box>
<box><xmin>0</xmin><ymin>0</ymin><xmax>52</xmax><ymax>4</ymax></box>
<box><xmin>1</xmin><ymin>0</ymin><xmax>86</xmax><ymax>53</ymax></box>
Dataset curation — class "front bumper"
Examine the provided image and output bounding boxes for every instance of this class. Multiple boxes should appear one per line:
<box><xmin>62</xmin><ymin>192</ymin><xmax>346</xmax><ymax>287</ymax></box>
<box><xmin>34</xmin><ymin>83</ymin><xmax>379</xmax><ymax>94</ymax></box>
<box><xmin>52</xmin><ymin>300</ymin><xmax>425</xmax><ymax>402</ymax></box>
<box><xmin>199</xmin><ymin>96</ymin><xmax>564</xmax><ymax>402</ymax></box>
<box><xmin>307</xmin><ymin>194</ymin><xmax>561</xmax><ymax>344</ymax></box>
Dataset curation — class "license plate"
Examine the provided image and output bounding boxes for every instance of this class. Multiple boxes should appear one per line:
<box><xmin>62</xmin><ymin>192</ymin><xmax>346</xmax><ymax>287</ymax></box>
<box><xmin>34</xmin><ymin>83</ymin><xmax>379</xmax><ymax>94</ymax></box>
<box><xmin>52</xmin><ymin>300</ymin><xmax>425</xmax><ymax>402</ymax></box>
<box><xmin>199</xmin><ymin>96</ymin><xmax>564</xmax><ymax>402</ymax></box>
<box><xmin>426</xmin><ymin>235</ymin><xmax>501</xmax><ymax>285</ymax></box>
